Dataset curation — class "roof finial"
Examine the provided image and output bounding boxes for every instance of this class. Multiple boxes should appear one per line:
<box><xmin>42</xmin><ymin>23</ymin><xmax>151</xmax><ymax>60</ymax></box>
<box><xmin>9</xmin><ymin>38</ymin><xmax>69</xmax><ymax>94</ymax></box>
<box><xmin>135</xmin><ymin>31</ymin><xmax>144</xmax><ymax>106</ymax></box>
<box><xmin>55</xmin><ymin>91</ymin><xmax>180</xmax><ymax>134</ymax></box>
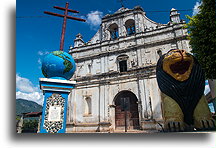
<box><xmin>118</xmin><ymin>0</ymin><xmax>126</xmax><ymax>8</ymax></box>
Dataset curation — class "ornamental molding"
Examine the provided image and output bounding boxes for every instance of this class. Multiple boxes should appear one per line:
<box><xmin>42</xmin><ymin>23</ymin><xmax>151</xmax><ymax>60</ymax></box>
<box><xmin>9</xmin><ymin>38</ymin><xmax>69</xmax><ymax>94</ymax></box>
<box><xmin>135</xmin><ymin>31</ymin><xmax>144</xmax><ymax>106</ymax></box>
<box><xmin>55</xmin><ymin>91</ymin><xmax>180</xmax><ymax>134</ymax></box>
<box><xmin>73</xmin><ymin>35</ymin><xmax>187</xmax><ymax>63</ymax></box>
<box><xmin>73</xmin><ymin>66</ymin><xmax>156</xmax><ymax>87</ymax></box>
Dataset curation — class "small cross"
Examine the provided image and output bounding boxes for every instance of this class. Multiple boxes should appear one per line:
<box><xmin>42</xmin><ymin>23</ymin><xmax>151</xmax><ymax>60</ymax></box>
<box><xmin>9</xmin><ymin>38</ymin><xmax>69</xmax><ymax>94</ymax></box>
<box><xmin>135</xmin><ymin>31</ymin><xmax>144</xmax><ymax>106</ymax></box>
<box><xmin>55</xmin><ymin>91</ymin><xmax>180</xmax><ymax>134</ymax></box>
<box><xmin>44</xmin><ymin>2</ymin><xmax>86</xmax><ymax>51</ymax></box>
<box><xmin>118</xmin><ymin>0</ymin><xmax>126</xmax><ymax>8</ymax></box>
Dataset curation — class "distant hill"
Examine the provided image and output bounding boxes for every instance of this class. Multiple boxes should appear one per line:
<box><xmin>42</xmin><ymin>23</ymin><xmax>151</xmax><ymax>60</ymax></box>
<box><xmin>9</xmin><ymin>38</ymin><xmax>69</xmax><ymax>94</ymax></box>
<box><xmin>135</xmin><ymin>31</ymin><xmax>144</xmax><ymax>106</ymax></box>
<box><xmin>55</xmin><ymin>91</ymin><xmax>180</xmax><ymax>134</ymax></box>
<box><xmin>16</xmin><ymin>99</ymin><xmax>42</xmax><ymax>116</ymax></box>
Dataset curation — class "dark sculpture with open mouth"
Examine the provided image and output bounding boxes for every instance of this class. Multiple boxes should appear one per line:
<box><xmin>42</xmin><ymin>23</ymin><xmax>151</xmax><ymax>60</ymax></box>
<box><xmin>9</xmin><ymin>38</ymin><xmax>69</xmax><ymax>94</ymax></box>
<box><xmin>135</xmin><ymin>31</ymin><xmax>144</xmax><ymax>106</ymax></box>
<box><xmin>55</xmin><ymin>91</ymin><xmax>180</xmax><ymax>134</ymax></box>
<box><xmin>156</xmin><ymin>49</ymin><xmax>215</xmax><ymax>132</ymax></box>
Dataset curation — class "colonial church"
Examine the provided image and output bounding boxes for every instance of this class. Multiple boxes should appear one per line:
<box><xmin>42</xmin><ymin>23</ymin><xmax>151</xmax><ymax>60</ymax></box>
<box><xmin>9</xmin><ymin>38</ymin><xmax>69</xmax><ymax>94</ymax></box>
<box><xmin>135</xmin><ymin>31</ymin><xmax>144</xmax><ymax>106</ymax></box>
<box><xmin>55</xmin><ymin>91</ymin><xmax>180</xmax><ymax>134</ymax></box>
<box><xmin>66</xmin><ymin>6</ymin><xmax>191</xmax><ymax>132</ymax></box>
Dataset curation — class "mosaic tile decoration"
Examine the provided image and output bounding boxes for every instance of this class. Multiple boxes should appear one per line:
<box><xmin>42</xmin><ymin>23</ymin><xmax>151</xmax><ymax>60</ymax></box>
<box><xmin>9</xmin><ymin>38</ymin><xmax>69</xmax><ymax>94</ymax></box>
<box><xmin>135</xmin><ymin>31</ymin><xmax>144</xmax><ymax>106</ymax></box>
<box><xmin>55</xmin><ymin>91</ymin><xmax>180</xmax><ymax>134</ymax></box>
<box><xmin>43</xmin><ymin>93</ymin><xmax>65</xmax><ymax>133</ymax></box>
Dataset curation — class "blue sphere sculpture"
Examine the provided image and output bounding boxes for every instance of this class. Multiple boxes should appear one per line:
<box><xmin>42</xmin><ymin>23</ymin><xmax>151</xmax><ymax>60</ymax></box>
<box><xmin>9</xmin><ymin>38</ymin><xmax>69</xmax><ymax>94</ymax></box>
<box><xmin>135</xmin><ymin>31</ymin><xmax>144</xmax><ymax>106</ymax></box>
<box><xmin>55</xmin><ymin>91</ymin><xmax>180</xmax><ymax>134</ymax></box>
<box><xmin>41</xmin><ymin>51</ymin><xmax>76</xmax><ymax>80</ymax></box>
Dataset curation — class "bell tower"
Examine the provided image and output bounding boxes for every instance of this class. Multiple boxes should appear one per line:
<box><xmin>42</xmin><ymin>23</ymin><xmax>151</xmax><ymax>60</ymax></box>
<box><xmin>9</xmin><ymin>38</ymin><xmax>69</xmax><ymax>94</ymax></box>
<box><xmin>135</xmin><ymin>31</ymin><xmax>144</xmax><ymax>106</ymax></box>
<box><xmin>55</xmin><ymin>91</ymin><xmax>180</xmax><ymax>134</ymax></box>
<box><xmin>170</xmin><ymin>8</ymin><xmax>181</xmax><ymax>23</ymax></box>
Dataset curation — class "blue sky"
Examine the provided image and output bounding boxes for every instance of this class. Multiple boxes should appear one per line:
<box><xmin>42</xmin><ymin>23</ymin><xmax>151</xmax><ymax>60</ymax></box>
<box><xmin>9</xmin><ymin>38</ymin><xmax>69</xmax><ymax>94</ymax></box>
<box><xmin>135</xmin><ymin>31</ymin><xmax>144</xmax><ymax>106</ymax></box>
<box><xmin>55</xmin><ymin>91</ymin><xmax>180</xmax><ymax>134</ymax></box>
<box><xmin>16</xmin><ymin>0</ymin><xmax>210</xmax><ymax>105</ymax></box>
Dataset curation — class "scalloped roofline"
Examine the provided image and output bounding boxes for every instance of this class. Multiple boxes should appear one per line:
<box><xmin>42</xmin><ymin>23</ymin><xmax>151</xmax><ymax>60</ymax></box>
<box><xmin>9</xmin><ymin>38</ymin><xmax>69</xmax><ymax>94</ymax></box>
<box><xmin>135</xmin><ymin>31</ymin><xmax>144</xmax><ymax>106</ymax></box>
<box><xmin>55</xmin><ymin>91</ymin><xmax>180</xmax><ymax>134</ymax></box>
<box><xmin>142</xmin><ymin>13</ymin><xmax>167</xmax><ymax>26</ymax></box>
<box><xmin>87</xmin><ymin>6</ymin><xmax>169</xmax><ymax>44</ymax></box>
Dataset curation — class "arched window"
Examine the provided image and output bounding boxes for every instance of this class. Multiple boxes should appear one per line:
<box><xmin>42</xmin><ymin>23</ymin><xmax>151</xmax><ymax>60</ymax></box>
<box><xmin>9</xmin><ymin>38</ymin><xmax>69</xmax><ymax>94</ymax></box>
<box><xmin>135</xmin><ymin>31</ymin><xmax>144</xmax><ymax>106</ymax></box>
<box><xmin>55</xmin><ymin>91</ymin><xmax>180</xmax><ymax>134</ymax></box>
<box><xmin>109</xmin><ymin>23</ymin><xmax>119</xmax><ymax>40</ymax></box>
<box><xmin>84</xmin><ymin>97</ymin><xmax>92</xmax><ymax>115</ymax></box>
<box><xmin>125</xmin><ymin>19</ymin><xmax>135</xmax><ymax>35</ymax></box>
<box><xmin>117</xmin><ymin>55</ymin><xmax>129</xmax><ymax>72</ymax></box>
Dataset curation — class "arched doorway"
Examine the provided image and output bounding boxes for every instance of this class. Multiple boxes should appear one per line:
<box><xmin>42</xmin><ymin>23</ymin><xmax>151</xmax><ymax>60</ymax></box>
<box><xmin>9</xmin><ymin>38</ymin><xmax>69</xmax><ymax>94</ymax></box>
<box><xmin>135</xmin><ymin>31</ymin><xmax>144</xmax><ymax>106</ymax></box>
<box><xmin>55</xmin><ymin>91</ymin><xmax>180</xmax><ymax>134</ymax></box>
<box><xmin>114</xmin><ymin>91</ymin><xmax>140</xmax><ymax>130</ymax></box>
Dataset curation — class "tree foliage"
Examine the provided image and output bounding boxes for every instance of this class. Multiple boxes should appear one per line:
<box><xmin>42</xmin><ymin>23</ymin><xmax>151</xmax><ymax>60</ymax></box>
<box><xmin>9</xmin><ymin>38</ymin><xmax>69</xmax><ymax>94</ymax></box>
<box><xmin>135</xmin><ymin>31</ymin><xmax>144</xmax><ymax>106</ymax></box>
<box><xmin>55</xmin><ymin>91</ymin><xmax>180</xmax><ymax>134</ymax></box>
<box><xmin>22</xmin><ymin>119</ymin><xmax>39</xmax><ymax>133</ymax></box>
<box><xmin>185</xmin><ymin>0</ymin><xmax>216</xmax><ymax>79</ymax></box>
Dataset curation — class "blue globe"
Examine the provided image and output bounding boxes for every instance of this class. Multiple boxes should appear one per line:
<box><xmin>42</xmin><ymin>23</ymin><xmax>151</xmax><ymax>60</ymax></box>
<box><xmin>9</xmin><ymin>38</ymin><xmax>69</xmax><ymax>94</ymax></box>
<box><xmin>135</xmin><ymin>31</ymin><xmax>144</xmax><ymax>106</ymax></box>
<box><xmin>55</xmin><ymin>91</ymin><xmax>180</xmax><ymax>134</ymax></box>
<box><xmin>41</xmin><ymin>51</ymin><xmax>76</xmax><ymax>80</ymax></box>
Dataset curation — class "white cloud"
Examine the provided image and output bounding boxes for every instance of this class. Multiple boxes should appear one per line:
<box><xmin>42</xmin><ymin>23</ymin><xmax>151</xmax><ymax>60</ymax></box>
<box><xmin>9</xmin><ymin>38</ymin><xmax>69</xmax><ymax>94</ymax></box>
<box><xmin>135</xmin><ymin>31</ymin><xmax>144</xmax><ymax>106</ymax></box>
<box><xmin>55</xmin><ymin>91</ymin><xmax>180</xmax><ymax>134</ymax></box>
<box><xmin>16</xmin><ymin>74</ymin><xmax>44</xmax><ymax>105</ymax></box>
<box><xmin>37</xmin><ymin>50</ymin><xmax>49</xmax><ymax>69</ymax></box>
<box><xmin>16</xmin><ymin>74</ymin><xmax>38</xmax><ymax>93</ymax></box>
<box><xmin>38</xmin><ymin>58</ymin><xmax>42</xmax><ymax>65</ymax></box>
<box><xmin>16</xmin><ymin>91</ymin><xmax>44</xmax><ymax>105</ymax></box>
<box><xmin>108</xmin><ymin>10</ymin><xmax>112</xmax><ymax>13</ymax></box>
<box><xmin>38</xmin><ymin>50</ymin><xmax>49</xmax><ymax>56</ymax></box>
<box><xmin>86</xmin><ymin>11</ymin><xmax>103</xmax><ymax>30</ymax></box>
<box><xmin>193</xmin><ymin>1</ymin><xmax>201</xmax><ymax>16</ymax></box>
<box><xmin>38</xmin><ymin>51</ymin><xmax>44</xmax><ymax>56</ymax></box>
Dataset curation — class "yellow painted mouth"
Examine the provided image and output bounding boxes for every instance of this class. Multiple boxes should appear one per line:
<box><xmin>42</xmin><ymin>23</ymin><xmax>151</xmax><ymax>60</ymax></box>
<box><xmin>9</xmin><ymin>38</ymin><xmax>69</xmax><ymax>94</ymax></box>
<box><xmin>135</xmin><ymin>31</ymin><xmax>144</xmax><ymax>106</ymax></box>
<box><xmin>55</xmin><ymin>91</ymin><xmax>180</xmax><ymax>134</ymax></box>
<box><xmin>162</xmin><ymin>49</ymin><xmax>194</xmax><ymax>81</ymax></box>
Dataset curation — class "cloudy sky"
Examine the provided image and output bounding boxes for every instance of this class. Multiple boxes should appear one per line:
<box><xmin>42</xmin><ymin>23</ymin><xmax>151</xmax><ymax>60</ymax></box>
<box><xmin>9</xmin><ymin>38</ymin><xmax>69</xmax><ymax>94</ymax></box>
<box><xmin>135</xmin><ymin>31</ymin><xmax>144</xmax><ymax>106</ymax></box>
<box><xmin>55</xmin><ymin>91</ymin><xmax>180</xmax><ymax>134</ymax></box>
<box><xmin>16</xmin><ymin>0</ymin><xmax>207</xmax><ymax>105</ymax></box>
<box><xmin>192</xmin><ymin>1</ymin><xmax>201</xmax><ymax>16</ymax></box>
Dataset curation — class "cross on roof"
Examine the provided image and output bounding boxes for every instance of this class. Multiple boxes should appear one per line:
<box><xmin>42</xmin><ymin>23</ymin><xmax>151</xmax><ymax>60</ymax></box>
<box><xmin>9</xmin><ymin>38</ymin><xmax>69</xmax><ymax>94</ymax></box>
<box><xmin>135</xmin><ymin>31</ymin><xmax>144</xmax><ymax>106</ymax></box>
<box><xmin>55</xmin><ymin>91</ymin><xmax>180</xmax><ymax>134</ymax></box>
<box><xmin>118</xmin><ymin>0</ymin><xmax>126</xmax><ymax>8</ymax></box>
<box><xmin>44</xmin><ymin>2</ymin><xmax>86</xmax><ymax>51</ymax></box>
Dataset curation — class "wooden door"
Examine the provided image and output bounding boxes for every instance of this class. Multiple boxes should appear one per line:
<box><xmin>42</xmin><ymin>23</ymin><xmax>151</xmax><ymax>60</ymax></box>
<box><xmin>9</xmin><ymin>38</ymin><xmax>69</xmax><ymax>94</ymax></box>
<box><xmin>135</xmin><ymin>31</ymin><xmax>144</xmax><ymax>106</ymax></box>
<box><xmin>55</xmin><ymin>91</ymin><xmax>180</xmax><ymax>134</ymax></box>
<box><xmin>115</xmin><ymin>91</ymin><xmax>140</xmax><ymax>130</ymax></box>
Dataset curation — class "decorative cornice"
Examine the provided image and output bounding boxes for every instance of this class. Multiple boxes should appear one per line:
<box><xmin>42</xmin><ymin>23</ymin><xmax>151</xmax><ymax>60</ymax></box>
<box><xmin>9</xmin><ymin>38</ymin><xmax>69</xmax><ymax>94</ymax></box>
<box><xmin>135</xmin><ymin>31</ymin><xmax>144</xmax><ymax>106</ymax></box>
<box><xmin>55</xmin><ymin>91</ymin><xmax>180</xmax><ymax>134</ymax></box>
<box><xmin>72</xmin><ymin>65</ymin><xmax>156</xmax><ymax>87</ymax></box>
<box><xmin>73</xmin><ymin>34</ymin><xmax>187</xmax><ymax>63</ymax></box>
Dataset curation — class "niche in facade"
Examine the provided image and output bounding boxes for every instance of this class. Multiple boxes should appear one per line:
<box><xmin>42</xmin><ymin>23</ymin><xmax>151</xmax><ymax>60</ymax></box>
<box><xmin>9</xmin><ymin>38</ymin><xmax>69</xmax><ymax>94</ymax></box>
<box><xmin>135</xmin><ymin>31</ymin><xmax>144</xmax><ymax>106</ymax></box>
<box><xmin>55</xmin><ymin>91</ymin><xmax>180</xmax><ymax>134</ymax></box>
<box><xmin>117</xmin><ymin>55</ymin><xmax>129</xmax><ymax>72</ymax></box>
<box><xmin>125</xmin><ymin>19</ymin><xmax>135</xmax><ymax>35</ymax></box>
<box><xmin>84</xmin><ymin>97</ymin><xmax>92</xmax><ymax>116</ymax></box>
<box><xmin>109</xmin><ymin>23</ymin><xmax>119</xmax><ymax>40</ymax></box>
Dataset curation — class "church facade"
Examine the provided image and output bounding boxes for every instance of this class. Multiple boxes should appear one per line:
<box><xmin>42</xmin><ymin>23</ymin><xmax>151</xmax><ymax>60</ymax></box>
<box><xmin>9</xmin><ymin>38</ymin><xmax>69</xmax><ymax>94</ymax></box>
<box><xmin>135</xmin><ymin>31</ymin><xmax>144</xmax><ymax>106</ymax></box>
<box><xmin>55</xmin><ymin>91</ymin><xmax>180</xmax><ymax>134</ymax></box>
<box><xmin>66</xmin><ymin>6</ymin><xmax>191</xmax><ymax>132</ymax></box>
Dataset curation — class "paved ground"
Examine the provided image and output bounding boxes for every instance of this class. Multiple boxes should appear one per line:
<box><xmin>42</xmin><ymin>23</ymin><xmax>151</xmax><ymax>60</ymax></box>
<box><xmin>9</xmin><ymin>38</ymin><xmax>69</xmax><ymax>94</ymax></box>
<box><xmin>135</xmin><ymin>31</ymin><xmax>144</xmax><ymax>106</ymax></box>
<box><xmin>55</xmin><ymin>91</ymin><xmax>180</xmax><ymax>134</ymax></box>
<box><xmin>113</xmin><ymin>130</ymin><xmax>159</xmax><ymax>133</ymax></box>
<box><xmin>67</xmin><ymin>129</ymin><xmax>216</xmax><ymax>133</ymax></box>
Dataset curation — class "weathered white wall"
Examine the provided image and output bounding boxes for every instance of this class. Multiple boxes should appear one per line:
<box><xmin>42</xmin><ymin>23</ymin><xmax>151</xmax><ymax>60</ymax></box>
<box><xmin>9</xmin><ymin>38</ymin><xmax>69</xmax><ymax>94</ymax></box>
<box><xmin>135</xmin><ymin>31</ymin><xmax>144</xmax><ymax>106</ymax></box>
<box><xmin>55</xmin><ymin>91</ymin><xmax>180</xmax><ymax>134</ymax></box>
<box><xmin>66</xmin><ymin>6</ymin><xmax>191</xmax><ymax>132</ymax></box>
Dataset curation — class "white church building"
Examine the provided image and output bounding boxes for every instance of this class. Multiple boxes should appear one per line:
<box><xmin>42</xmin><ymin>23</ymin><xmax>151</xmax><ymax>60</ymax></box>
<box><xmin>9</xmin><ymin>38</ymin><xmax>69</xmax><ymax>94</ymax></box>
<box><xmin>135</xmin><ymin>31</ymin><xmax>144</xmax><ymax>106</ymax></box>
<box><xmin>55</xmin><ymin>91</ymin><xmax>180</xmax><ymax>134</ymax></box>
<box><xmin>66</xmin><ymin>6</ymin><xmax>191</xmax><ymax>132</ymax></box>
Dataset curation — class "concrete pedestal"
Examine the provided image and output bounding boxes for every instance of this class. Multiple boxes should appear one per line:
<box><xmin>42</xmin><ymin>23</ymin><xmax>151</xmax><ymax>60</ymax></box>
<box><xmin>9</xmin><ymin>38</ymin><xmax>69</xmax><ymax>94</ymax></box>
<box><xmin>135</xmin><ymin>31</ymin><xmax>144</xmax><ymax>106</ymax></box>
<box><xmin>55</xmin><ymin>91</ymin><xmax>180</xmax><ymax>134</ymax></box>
<box><xmin>39</xmin><ymin>78</ymin><xmax>76</xmax><ymax>133</ymax></box>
